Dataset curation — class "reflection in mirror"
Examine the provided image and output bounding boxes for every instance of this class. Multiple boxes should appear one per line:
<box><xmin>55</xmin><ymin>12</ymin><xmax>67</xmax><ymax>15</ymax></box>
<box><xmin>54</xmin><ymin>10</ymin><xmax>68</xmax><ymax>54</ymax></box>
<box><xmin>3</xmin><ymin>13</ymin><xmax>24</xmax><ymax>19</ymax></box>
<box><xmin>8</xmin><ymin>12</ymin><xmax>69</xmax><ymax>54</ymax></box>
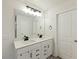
<box><xmin>15</xmin><ymin>9</ymin><xmax>45</xmax><ymax>40</ymax></box>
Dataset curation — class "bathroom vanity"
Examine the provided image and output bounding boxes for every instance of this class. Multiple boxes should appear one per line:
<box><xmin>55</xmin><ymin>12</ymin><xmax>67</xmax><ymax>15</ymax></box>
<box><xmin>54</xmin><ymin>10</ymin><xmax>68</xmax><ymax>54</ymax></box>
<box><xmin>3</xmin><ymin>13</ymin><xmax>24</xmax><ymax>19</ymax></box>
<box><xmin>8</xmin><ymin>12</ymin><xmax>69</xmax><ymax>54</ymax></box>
<box><xmin>14</xmin><ymin>37</ymin><xmax>53</xmax><ymax>59</ymax></box>
<box><xmin>14</xmin><ymin>3</ymin><xmax>54</xmax><ymax>59</ymax></box>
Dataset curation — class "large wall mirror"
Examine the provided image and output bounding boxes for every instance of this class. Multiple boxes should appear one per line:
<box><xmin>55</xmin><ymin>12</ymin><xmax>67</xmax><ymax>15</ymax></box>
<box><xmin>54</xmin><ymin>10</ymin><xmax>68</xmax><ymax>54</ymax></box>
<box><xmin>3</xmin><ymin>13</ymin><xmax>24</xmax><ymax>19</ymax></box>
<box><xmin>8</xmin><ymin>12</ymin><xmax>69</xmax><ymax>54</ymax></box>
<box><xmin>14</xmin><ymin>7</ymin><xmax>45</xmax><ymax>40</ymax></box>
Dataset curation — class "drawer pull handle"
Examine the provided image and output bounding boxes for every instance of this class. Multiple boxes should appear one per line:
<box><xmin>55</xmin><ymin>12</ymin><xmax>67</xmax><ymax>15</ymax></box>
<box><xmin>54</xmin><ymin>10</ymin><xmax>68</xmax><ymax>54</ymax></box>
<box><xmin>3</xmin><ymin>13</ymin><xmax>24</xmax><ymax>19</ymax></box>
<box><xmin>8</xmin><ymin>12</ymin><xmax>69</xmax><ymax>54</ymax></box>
<box><xmin>44</xmin><ymin>46</ymin><xmax>46</xmax><ymax>48</ymax></box>
<box><xmin>30</xmin><ymin>53</ymin><xmax>32</xmax><ymax>58</ymax></box>
<box><xmin>36</xmin><ymin>49</ymin><xmax>39</xmax><ymax>52</ymax></box>
<box><xmin>38</xmin><ymin>58</ymin><xmax>39</xmax><ymax>59</ymax></box>
<box><xmin>20</xmin><ymin>54</ymin><xmax>22</xmax><ymax>56</ymax></box>
<box><xmin>48</xmin><ymin>45</ymin><xmax>49</xmax><ymax>48</ymax></box>
<box><xmin>27</xmin><ymin>51</ymin><xmax>29</xmax><ymax>53</ymax></box>
<box><xmin>44</xmin><ymin>53</ymin><xmax>47</xmax><ymax>55</ymax></box>
<box><xmin>44</xmin><ymin>50</ymin><xmax>47</xmax><ymax>52</ymax></box>
<box><xmin>36</xmin><ymin>54</ymin><xmax>40</xmax><ymax>56</ymax></box>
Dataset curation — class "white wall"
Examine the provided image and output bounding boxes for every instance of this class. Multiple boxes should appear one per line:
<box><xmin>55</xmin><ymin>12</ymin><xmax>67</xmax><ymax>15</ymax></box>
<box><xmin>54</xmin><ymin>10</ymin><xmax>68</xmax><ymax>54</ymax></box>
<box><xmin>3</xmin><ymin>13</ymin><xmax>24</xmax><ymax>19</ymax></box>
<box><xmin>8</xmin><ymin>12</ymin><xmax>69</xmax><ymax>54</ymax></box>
<box><xmin>2</xmin><ymin>0</ymin><xmax>15</xmax><ymax>59</ymax></box>
<box><xmin>2</xmin><ymin>0</ymin><xmax>25</xmax><ymax>59</ymax></box>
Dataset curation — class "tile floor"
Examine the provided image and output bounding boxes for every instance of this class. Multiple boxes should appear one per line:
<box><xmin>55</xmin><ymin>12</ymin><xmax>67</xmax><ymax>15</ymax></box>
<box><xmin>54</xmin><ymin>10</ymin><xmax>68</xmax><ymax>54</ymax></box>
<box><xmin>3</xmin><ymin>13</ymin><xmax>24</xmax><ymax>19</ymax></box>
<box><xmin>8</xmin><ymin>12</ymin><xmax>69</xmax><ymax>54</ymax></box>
<box><xmin>48</xmin><ymin>55</ymin><xmax>61</xmax><ymax>59</ymax></box>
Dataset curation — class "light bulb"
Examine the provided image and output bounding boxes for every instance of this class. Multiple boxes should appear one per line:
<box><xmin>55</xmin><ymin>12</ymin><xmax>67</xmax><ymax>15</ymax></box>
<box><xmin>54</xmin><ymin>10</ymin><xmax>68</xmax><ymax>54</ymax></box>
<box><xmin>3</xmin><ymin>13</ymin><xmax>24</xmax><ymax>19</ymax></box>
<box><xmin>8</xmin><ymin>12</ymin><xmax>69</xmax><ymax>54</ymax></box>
<box><xmin>22</xmin><ymin>6</ymin><xmax>42</xmax><ymax>17</ymax></box>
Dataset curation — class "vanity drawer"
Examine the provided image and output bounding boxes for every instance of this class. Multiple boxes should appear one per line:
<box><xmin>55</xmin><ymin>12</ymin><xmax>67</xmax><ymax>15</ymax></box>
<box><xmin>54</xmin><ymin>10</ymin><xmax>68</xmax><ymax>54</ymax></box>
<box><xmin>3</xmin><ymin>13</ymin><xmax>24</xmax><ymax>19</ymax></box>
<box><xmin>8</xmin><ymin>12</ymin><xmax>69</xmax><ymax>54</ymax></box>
<box><xmin>17</xmin><ymin>50</ymin><xmax>30</xmax><ymax>59</ymax></box>
<box><xmin>17</xmin><ymin>46</ymin><xmax>30</xmax><ymax>54</ymax></box>
<box><xmin>47</xmin><ymin>39</ymin><xmax>53</xmax><ymax>56</ymax></box>
<box><xmin>41</xmin><ymin>39</ymin><xmax>53</xmax><ymax>59</ymax></box>
<box><xmin>31</xmin><ymin>43</ymin><xmax>42</xmax><ymax>59</ymax></box>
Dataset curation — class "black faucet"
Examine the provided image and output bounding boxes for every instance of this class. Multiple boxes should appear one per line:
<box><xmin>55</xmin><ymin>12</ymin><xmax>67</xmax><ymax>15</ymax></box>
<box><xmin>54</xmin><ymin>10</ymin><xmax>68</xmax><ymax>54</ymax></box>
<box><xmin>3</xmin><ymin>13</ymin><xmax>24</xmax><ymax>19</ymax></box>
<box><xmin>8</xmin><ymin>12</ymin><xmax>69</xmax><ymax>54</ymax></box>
<box><xmin>24</xmin><ymin>35</ymin><xmax>29</xmax><ymax>41</ymax></box>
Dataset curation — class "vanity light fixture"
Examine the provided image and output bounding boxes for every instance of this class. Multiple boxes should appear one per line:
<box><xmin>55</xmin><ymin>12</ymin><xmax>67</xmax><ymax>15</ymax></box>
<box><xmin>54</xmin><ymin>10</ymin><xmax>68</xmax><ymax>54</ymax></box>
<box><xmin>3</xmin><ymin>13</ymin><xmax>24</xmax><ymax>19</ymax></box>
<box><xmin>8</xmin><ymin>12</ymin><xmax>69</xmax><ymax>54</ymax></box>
<box><xmin>22</xmin><ymin>5</ymin><xmax>42</xmax><ymax>16</ymax></box>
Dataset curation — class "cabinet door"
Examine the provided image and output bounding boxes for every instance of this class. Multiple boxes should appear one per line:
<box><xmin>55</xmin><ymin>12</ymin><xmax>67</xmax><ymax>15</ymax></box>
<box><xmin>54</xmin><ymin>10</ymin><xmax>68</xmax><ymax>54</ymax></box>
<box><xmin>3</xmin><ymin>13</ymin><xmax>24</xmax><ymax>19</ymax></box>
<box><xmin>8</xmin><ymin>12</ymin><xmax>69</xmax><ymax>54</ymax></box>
<box><xmin>31</xmin><ymin>43</ymin><xmax>42</xmax><ymax>59</ymax></box>
<box><xmin>41</xmin><ymin>39</ymin><xmax>53</xmax><ymax>59</ymax></box>
<box><xmin>25</xmin><ymin>51</ymin><xmax>30</xmax><ymax>59</ymax></box>
<box><xmin>47</xmin><ymin>39</ymin><xmax>53</xmax><ymax>56</ymax></box>
<box><xmin>25</xmin><ymin>47</ymin><xmax>31</xmax><ymax>59</ymax></box>
<box><xmin>41</xmin><ymin>41</ymin><xmax>49</xmax><ymax>59</ymax></box>
<box><xmin>17</xmin><ymin>52</ymin><xmax>30</xmax><ymax>59</ymax></box>
<box><xmin>17</xmin><ymin>47</ymin><xmax>30</xmax><ymax>59</ymax></box>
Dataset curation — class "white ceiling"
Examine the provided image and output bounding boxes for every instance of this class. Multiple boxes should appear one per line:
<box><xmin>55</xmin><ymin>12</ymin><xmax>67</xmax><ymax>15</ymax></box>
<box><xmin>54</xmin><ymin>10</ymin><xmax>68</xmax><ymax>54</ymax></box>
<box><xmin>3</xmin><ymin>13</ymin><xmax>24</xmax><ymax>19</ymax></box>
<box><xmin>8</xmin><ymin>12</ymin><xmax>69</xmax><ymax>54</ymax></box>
<box><xmin>18</xmin><ymin>0</ymin><xmax>76</xmax><ymax>11</ymax></box>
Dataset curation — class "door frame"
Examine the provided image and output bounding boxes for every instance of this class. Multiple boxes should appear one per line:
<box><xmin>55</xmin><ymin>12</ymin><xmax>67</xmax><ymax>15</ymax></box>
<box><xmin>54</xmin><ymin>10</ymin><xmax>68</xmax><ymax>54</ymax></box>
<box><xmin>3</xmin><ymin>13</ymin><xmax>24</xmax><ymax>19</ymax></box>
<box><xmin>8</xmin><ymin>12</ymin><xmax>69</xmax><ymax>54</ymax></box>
<box><xmin>56</xmin><ymin>8</ymin><xmax>77</xmax><ymax>57</ymax></box>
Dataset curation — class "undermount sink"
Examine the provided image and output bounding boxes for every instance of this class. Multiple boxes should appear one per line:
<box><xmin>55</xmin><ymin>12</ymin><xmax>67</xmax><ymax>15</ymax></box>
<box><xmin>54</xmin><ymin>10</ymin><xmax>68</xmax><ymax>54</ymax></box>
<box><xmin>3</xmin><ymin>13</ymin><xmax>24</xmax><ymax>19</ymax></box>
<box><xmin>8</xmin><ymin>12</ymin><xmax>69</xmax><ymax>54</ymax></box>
<box><xmin>21</xmin><ymin>40</ymin><xmax>36</xmax><ymax>44</ymax></box>
<box><xmin>31</xmin><ymin>38</ymin><xmax>44</xmax><ymax>42</ymax></box>
<box><xmin>14</xmin><ymin>39</ymin><xmax>36</xmax><ymax>49</ymax></box>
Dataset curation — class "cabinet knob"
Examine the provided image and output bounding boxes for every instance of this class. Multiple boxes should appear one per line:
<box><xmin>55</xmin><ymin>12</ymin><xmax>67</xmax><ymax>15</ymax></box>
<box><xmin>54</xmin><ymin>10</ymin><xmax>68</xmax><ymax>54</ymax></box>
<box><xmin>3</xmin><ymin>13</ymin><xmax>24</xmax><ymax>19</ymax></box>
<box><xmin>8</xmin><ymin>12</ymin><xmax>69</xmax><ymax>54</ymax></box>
<box><xmin>27</xmin><ymin>51</ymin><xmax>29</xmax><ymax>53</ymax></box>
<box><xmin>44</xmin><ymin>46</ymin><xmax>46</xmax><ymax>48</ymax></box>
<box><xmin>44</xmin><ymin>53</ymin><xmax>47</xmax><ymax>55</ymax></box>
<box><xmin>44</xmin><ymin>50</ymin><xmax>47</xmax><ymax>52</ymax></box>
<box><xmin>30</xmin><ymin>53</ymin><xmax>32</xmax><ymax>58</ymax></box>
<box><xmin>20</xmin><ymin>54</ymin><xmax>22</xmax><ymax>56</ymax></box>
<box><xmin>36</xmin><ymin>49</ymin><xmax>39</xmax><ymax>52</ymax></box>
<box><xmin>36</xmin><ymin>53</ymin><xmax>40</xmax><ymax>56</ymax></box>
<box><xmin>48</xmin><ymin>45</ymin><xmax>49</xmax><ymax>48</ymax></box>
<box><xmin>74</xmin><ymin>40</ymin><xmax>77</xmax><ymax>43</ymax></box>
<box><xmin>38</xmin><ymin>58</ymin><xmax>39</xmax><ymax>59</ymax></box>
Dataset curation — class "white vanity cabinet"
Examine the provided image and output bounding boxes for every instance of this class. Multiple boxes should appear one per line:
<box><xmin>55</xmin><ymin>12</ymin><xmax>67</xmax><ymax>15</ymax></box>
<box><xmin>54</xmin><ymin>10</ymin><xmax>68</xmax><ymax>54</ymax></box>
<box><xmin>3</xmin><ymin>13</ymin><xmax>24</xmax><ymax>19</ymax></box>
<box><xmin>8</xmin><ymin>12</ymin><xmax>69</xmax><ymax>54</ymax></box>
<box><xmin>15</xmin><ymin>39</ymin><xmax>53</xmax><ymax>59</ymax></box>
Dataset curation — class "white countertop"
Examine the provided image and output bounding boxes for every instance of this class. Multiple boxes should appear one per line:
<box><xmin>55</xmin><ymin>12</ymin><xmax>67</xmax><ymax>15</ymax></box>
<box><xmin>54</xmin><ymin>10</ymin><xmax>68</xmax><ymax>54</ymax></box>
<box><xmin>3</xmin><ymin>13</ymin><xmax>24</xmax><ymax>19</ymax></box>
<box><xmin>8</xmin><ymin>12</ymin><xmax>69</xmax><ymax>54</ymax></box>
<box><xmin>14</xmin><ymin>37</ymin><xmax>53</xmax><ymax>49</ymax></box>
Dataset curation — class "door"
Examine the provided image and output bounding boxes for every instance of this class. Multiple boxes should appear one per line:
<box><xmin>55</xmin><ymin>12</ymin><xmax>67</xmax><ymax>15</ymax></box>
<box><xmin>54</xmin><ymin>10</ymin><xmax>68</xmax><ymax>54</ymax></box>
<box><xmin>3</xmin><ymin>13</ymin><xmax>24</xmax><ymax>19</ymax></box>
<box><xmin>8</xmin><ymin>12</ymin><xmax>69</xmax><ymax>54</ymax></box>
<box><xmin>57</xmin><ymin>10</ymin><xmax>77</xmax><ymax>59</ymax></box>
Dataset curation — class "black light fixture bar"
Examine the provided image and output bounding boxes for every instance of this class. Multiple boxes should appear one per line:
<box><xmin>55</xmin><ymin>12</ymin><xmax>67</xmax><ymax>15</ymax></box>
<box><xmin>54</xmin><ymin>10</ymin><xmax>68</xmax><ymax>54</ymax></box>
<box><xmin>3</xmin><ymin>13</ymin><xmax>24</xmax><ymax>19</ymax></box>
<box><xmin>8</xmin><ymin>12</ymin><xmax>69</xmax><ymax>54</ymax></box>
<box><xmin>26</xmin><ymin>6</ymin><xmax>41</xmax><ymax>13</ymax></box>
